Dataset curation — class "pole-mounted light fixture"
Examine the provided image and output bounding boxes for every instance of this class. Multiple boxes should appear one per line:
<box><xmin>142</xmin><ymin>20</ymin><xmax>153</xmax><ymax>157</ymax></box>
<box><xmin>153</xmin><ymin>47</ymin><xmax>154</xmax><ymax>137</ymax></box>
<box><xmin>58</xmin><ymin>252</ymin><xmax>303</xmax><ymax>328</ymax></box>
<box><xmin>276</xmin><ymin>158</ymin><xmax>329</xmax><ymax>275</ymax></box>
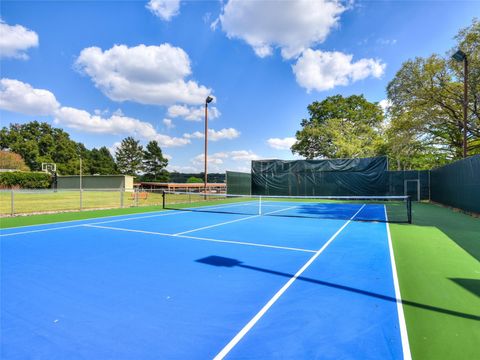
<box><xmin>451</xmin><ymin>49</ymin><xmax>468</xmax><ymax>158</ymax></box>
<box><xmin>204</xmin><ymin>96</ymin><xmax>214</xmax><ymax>195</ymax></box>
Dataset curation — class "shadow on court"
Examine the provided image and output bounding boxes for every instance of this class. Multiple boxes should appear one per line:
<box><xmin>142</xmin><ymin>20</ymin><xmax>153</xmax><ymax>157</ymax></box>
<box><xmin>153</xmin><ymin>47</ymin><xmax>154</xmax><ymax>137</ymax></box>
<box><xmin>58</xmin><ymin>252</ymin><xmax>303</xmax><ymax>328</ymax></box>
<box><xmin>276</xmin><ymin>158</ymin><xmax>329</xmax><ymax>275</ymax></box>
<box><xmin>196</xmin><ymin>255</ymin><xmax>480</xmax><ymax>321</ymax></box>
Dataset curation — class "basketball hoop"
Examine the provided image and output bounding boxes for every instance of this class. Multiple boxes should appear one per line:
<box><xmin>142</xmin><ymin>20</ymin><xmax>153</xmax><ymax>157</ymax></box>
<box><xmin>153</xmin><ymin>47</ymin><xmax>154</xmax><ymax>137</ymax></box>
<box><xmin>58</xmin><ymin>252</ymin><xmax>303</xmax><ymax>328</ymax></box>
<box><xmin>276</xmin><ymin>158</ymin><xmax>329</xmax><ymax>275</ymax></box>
<box><xmin>41</xmin><ymin>163</ymin><xmax>57</xmax><ymax>174</ymax></box>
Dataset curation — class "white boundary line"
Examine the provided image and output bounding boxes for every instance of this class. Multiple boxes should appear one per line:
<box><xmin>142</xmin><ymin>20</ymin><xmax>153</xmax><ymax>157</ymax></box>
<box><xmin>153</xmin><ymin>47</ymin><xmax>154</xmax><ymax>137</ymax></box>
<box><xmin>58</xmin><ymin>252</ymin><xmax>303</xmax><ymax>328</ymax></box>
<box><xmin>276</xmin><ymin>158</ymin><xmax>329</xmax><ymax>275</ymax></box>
<box><xmin>0</xmin><ymin>201</ymin><xmax>258</xmax><ymax>238</ymax></box>
<box><xmin>0</xmin><ymin>224</ymin><xmax>86</xmax><ymax>237</ymax></box>
<box><xmin>213</xmin><ymin>204</ymin><xmax>366</xmax><ymax>360</ymax></box>
<box><xmin>173</xmin><ymin>205</ymin><xmax>299</xmax><ymax>236</ymax></box>
<box><xmin>384</xmin><ymin>205</ymin><xmax>412</xmax><ymax>360</ymax></box>
<box><xmin>84</xmin><ymin>224</ymin><xmax>316</xmax><ymax>254</ymax></box>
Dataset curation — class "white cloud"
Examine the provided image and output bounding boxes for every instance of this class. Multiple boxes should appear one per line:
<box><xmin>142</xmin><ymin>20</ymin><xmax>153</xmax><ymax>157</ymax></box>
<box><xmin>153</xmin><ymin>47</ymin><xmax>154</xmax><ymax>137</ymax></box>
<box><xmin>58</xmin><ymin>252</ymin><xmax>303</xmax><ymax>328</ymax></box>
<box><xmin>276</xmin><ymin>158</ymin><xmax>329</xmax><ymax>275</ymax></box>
<box><xmin>0</xmin><ymin>20</ymin><xmax>39</xmax><ymax>59</ymax></box>
<box><xmin>0</xmin><ymin>78</ymin><xmax>189</xmax><ymax>148</ymax></box>
<box><xmin>216</xmin><ymin>0</ymin><xmax>345</xmax><ymax>59</ymax></box>
<box><xmin>184</xmin><ymin>128</ymin><xmax>240</xmax><ymax>141</ymax></box>
<box><xmin>267</xmin><ymin>137</ymin><xmax>296</xmax><ymax>150</ymax></box>
<box><xmin>167</xmin><ymin>104</ymin><xmax>220</xmax><ymax>121</ymax></box>
<box><xmin>163</xmin><ymin>118</ymin><xmax>174</xmax><ymax>129</ymax></box>
<box><xmin>54</xmin><ymin>106</ymin><xmax>189</xmax><ymax>147</ymax></box>
<box><xmin>292</xmin><ymin>49</ymin><xmax>386</xmax><ymax>92</ymax></box>
<box><xmin>229</xmin><ymin>150</ymin><xmax>260</xmax><ymax>161</ymax></box>
<box><xmin>75</xmin><ymin>44</ymin><xmax>211</xmax><ymax>105</ymax></box>
<box><xmin>378</xmin><ymin>99</ymin><xmax>392</xmax><ymax>113</ymax></box>
<box><xmin>0</xmin><ymin>78</ymin><xmax>59</xmax><ymax>115</ymax></box>
<box><xmin>146</xmin><ymin>0</ymin><xmax>181</xmax><ymax>21</ymax></box>
<box><xmin>188</xmin><ymin>150</ymin><xmax>260</xmax><ymax>172</ymax></box>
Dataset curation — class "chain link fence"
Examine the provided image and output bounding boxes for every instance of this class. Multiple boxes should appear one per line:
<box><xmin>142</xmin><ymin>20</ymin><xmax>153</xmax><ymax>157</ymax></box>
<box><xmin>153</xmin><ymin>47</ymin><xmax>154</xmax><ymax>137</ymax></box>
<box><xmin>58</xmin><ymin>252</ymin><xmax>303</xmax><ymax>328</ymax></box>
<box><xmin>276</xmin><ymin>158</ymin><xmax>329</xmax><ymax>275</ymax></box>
<box><xmin>0</xmin><ymin>188</ymin><xmax>166</xmax><ymax>216</ymax></box>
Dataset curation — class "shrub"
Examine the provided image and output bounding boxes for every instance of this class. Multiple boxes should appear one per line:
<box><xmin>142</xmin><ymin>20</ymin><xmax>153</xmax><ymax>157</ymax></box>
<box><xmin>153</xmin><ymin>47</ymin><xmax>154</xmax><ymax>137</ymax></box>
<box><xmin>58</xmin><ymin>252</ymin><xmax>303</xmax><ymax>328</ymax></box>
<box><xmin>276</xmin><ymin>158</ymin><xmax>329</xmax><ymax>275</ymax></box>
<box><xmin>0</xmin><ymin>172</ymin><xmax>52</xmax><ymax>189</ymax></box>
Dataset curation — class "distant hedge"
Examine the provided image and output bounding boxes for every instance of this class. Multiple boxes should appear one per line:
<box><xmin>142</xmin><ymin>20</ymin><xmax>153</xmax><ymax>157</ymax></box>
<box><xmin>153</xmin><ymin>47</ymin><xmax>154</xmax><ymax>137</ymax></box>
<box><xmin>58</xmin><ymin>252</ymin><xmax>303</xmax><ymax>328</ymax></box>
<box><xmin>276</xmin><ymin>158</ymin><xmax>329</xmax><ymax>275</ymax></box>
<box><xmin>0</xmin><ymin>172</ymin><xmax>52</xmax><ymax>189</ymax></box>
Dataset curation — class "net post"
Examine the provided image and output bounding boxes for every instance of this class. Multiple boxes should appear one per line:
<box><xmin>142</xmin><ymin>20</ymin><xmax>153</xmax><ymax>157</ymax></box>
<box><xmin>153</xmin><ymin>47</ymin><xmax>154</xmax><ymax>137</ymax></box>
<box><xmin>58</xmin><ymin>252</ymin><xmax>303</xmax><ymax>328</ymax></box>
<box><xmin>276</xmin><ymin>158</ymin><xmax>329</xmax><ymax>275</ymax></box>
<box><xmin>162</xmin><ymin>190</ymin><xmax>166</xmax><ymax>209</ymax></box>
<box><xmin>259</xmin><ymin>195</ymin><xmax>262</xmax><ymax>215</ymax></box>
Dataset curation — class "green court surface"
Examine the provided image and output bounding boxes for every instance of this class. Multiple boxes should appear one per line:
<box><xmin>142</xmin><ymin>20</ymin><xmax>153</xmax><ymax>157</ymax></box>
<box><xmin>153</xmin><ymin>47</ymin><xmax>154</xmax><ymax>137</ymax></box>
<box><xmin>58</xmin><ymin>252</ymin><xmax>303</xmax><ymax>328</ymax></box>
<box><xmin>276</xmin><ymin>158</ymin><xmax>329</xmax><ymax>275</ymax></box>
<box><xmin>1</xmin><ymin>201</ymin><xmax>479</xmax><ymax>359</ymax></box>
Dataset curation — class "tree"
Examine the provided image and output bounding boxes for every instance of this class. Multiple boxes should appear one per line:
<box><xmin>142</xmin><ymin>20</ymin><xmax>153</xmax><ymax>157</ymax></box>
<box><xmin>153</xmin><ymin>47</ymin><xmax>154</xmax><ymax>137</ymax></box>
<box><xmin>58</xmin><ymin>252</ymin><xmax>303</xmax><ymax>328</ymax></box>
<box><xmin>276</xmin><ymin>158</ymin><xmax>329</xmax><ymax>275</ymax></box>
<box><xmin>291</xmin><ymin>95</ymin><xmax>385</xmax><ymax>159</ymax></box>
<box><xmin>0</xmin><ymin>151</ymin><xmax>29</xmax><ymax>171</ymax></box>
<box><xmin>115</xmin><ymin>137</ymin><xmax>144</xmax><ymax>176</ymax></box>
<box><xmin>143</xmin><ymin>140</ymin><xmax>169</xmax><ymax>181</ymax></box>
<box><xmin>90</xmin><ymin>147</ymin><xmax>118</xmax><ymax>175</ymax></box>
<box><xmin>0</xmin><ymin>121</ymin><xmax>86</xmax><ymax>174</ymax></box>
<box><xmin>387</xmin><ymin>18</ymin><xmax>480</xmax><ymax>166</ymax></box>
<box><xmin>186</xmin><ymin>176</ymin><xmax>203</xmax><ymax>183</ymax></box>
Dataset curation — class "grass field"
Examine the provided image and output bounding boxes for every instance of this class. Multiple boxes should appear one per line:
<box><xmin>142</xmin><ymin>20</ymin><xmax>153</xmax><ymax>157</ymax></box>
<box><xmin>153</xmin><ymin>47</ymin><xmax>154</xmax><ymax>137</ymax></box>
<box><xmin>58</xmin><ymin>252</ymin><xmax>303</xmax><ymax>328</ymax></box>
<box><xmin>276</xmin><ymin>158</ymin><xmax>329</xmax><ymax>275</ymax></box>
<box><xmin>0</xmin><ymin>201</ymin><xmax>478</xmax><ymax>359</ymax></box>
<box><xmin>0</xmin><ymin>190</ymin><xmax>164</xmax><ymax>216</ymax></box>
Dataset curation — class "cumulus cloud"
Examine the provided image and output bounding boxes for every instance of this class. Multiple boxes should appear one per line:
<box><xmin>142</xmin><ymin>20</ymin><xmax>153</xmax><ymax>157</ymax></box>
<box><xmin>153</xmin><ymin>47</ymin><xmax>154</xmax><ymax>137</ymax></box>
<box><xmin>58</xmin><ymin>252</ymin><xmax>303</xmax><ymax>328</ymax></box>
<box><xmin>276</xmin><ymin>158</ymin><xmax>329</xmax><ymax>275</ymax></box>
<box><xmin>163</xmin><ymin>118</ymin><xmax>174</xmax><ymax>129</ymax></box>
<box><xmin>167</xmin><ymin>104</ymin><xmax>220</xmax><ymax>121</ymax></box>
<box><xmin>292</xmin><ymin>49</ymin><xmax>386</xmax><ymax>92</ymax></box>
<box><xmin>0</xmin><ymin>20</ymin><xmax>39</xmax><ymax>59</ymax></box>
<box><xmin>189</xmin><ymin>150</ymin><xmax>260</xmax><ymax>172</ymax></box>
<box><xmin>54</xmin><ymin>107</ymin><xmax>189</xmax><ymax>147</ymax></box>
<box><xmin>0</xmin><ymin>78</ymin><xmax>59</xmax><ymax>115</ymax></box>
<box><xmin>146</xmin><ymin>0</ymin><xmax>181</xmax><ymax>21</ymax></box>
<box><xmin>216</xmin><ymin>0</ymin><xmax>345</xmax><ymax>59</ymax></box>
<box><xmin>184</xmin><ymin>128</ymin><xmax>240</xmax><ymax>141</ymax></box>
<box><xmin>267</xmin><ymin>137</ymin><xmax>296</xmax><ymax>150</ymax></box>
<box><xmin>75</xmin><ymin>44</ymin><xmax>211</xmax><ymax>105</ymax></box>
<box><xmin>378</xmin><ymin>99</ymin><xmax>392</xmax><ymax>113</ymax></box>
<box><xmin>0</xmin><ymin>78</ymin><xmax>189</xmax><ymax>147</ymax></box>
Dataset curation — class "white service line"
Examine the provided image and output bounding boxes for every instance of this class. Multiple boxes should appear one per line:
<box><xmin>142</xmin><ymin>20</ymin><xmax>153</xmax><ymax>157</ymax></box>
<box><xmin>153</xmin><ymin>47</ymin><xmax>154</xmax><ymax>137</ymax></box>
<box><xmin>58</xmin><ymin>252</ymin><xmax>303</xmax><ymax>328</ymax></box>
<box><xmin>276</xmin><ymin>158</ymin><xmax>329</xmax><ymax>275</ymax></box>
<box><xmin>384</xmin><ymin>205</ymin><xmax>412</xmax><ymax>360</ymax></box>
<box><xmin>84</xmin><ymin>224</ymin><xmax>316</xmax><ymax>254</ymax></box>
<box><xmin>173</xmin><ymin>205</ymin><xmax>299</xmax><ymax>236</ymax></box>
<box><xmin>213</xmin><ymin>204</ymin><xmax>366</xmax><ymax>360</ymax></box>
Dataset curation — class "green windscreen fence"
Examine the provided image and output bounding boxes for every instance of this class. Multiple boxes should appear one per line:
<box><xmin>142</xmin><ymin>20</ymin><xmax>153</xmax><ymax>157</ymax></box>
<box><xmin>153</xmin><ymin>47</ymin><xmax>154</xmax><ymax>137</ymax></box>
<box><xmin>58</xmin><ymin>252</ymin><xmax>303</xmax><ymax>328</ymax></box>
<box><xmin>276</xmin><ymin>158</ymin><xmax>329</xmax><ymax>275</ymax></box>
<box><xmin>226</xmin><ymin>171</ymin><xmax>251</xmax><ymax>195</ymax></box>
<box><xmin>430</xmin><ymin>155</ymin><xmax>480</xmax><ymax>213</ymax></box>
<box><xmin>386</xmin><ymin>170</ymin><xmax>430</xmax><ymax>200</ymax></box>
<box><xmin>251</xmin><ymin>157</ymin><xmax>388</xmax><ymax>196</ymax></box>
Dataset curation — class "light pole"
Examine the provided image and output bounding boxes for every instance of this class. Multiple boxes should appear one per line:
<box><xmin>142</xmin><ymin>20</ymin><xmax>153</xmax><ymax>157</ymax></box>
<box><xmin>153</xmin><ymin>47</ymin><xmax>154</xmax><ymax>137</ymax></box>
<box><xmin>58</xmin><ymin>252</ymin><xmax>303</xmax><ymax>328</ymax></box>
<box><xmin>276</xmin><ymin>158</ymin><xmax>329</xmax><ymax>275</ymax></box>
<box><xmin>204</xmin><ymin>95</ymin><xmax>214</xmax><ymax>194</ymax></box>
<box><xmin>452</xmin><ymin>49</ymin><xmax>468</xmax><ymax>158</ymax></box>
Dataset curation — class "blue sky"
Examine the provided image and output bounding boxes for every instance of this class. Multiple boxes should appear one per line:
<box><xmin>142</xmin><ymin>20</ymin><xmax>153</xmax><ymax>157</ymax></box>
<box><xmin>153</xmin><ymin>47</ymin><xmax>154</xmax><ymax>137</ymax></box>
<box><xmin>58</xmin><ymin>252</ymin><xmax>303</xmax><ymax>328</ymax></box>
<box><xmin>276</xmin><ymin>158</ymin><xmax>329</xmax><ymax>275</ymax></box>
<box><xmin>1</xmin><ymin>0</ymin><xmax>478</xmax><ymax>173</ymax></box>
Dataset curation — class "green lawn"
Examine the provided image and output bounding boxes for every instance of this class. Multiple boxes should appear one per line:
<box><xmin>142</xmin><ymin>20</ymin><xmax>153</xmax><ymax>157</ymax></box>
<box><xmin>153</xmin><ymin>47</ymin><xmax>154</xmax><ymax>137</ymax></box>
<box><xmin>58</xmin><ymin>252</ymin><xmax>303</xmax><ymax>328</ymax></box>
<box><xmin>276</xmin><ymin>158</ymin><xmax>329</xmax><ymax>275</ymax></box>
<box><xmin>390</xmin><ymin>202</ymin><xmax>480</xmax><ymax>359</ymax></box>
<box><xmin>0</xmin><ymin>190</ymin><xmax>164</xmax><ymax>216</ymax></box>
<box><xmin>0</xmin><ymin>199</ymin><xmax>478</xmax><ymax>359</ymax></box>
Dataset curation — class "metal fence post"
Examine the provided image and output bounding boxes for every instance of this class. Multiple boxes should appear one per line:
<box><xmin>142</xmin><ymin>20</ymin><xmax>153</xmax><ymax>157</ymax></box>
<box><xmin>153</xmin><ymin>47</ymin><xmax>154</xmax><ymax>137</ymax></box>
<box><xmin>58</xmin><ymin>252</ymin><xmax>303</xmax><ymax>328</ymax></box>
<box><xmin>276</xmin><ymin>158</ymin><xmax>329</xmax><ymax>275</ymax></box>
<box><xmin>135</xmin><ymin>188</ymin><xmax>139</xmax><ymax>207</ymax></box>
<box><xmin>120</xmin><ymin>188</ymin><xmax>124</xmax><ymax>208</ymax></box>
<box><xmin>80</xmin><ymin>189</ymin><xmax>83</xmax><ymax>211</ymax></box>
<box><xmin>11</xmin><ymin>189</ymin><xmax>14</xmax><ymax>216</ymax></box>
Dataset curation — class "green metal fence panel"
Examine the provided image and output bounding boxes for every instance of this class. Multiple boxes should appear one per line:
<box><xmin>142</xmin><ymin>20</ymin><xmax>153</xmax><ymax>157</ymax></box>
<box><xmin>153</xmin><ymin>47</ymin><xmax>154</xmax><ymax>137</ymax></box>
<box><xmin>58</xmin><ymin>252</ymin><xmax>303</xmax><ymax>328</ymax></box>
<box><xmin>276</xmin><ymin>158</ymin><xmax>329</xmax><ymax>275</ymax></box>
<box><xmin>430</xmin><ymin>155</ymin><xmax>480</xmax><ymax>213</ymax></box>
<box><xmin>226</xmin><ymin>171</ymin><xmax>251</xmax><ymax>195</ymax></box>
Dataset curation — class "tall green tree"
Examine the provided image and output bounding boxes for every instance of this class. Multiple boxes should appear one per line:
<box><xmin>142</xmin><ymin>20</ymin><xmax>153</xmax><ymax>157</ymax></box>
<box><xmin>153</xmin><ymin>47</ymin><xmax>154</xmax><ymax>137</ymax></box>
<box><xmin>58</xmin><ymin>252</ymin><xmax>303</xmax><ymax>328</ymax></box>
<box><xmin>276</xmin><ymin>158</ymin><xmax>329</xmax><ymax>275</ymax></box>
<box><xmin>143</xmin><ymin>140</ymin><xmax>169</xmax><ymax>181</ymax></box>
<box><xmin>291</xmin><ymin>95</ymin><xmax>385</xmax><ymax>159</ymax></box>
<box><xmin>387</xmin><ymin>18</ymin><xmax>480</xmax><ymax>166</ymax></box>
<box><xmin>115</xmin><ymin>137</ymin><xmax>144</xmax><ymax>176</ymax></box>
<box><xmin>0</xmin><ymin>121</ymin><xmax>86</xmax><ymax>174</ymax></box>
<box><xmin>90</xmin><ymin>147</ymin><xmax>118</xmax><ymax>175</ymax></box>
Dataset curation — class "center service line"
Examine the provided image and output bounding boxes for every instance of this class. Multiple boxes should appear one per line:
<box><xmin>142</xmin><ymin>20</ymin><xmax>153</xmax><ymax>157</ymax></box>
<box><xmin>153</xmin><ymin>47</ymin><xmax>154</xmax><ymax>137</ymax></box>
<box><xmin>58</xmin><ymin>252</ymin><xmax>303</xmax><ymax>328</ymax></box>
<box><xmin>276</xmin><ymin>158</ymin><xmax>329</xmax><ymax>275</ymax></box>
<box><xmin>213</xmin><ymin>204</ymin><xmax>366</xmax><ymax>360</ymax></box>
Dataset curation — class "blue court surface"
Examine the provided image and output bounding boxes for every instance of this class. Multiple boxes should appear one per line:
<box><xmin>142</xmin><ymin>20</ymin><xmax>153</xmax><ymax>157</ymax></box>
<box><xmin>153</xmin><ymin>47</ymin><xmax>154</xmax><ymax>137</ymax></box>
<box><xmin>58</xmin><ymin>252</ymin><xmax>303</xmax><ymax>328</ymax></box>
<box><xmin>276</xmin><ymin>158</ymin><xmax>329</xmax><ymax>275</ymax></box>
<box><xmin>1</xmin><ymin>201</ymin><xmax>410</xmax><ymax>359</ymax></box>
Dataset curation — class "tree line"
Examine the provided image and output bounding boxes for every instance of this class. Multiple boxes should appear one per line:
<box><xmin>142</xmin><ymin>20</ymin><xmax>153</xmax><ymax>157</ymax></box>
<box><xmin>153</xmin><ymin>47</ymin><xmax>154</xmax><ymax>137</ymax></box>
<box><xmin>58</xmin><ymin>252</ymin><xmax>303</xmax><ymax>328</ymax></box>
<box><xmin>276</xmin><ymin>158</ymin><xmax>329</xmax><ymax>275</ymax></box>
<box><xmin>292</xmin><ymin>19</ymin><xmax>480</xmax><ymax>170</ymax></box>
<box><xmin>0</xmin><ymin>121</ymin><xmax>169</xmax><ymax>181</ymax></box>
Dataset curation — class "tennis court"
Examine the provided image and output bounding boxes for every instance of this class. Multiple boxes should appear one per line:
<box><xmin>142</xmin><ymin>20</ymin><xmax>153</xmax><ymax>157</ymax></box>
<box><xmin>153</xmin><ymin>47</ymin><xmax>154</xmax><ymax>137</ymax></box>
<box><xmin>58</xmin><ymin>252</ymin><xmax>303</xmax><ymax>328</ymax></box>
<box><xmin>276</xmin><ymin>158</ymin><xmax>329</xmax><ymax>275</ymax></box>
<box><xmin>1</xmin><ymin>195</ymin><xmax>410</xmax><ymax>359</ymax></box>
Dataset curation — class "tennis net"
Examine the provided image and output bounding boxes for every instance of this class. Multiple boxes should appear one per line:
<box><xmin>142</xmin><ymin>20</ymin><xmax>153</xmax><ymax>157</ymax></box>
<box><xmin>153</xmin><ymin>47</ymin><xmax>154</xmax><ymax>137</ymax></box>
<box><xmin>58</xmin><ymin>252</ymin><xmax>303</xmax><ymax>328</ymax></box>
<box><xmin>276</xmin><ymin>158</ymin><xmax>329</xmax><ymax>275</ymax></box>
<box><xmin>162</xmin><ymin>191</ymin><xmax>412</xmax><ymax>223</ymax></box>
